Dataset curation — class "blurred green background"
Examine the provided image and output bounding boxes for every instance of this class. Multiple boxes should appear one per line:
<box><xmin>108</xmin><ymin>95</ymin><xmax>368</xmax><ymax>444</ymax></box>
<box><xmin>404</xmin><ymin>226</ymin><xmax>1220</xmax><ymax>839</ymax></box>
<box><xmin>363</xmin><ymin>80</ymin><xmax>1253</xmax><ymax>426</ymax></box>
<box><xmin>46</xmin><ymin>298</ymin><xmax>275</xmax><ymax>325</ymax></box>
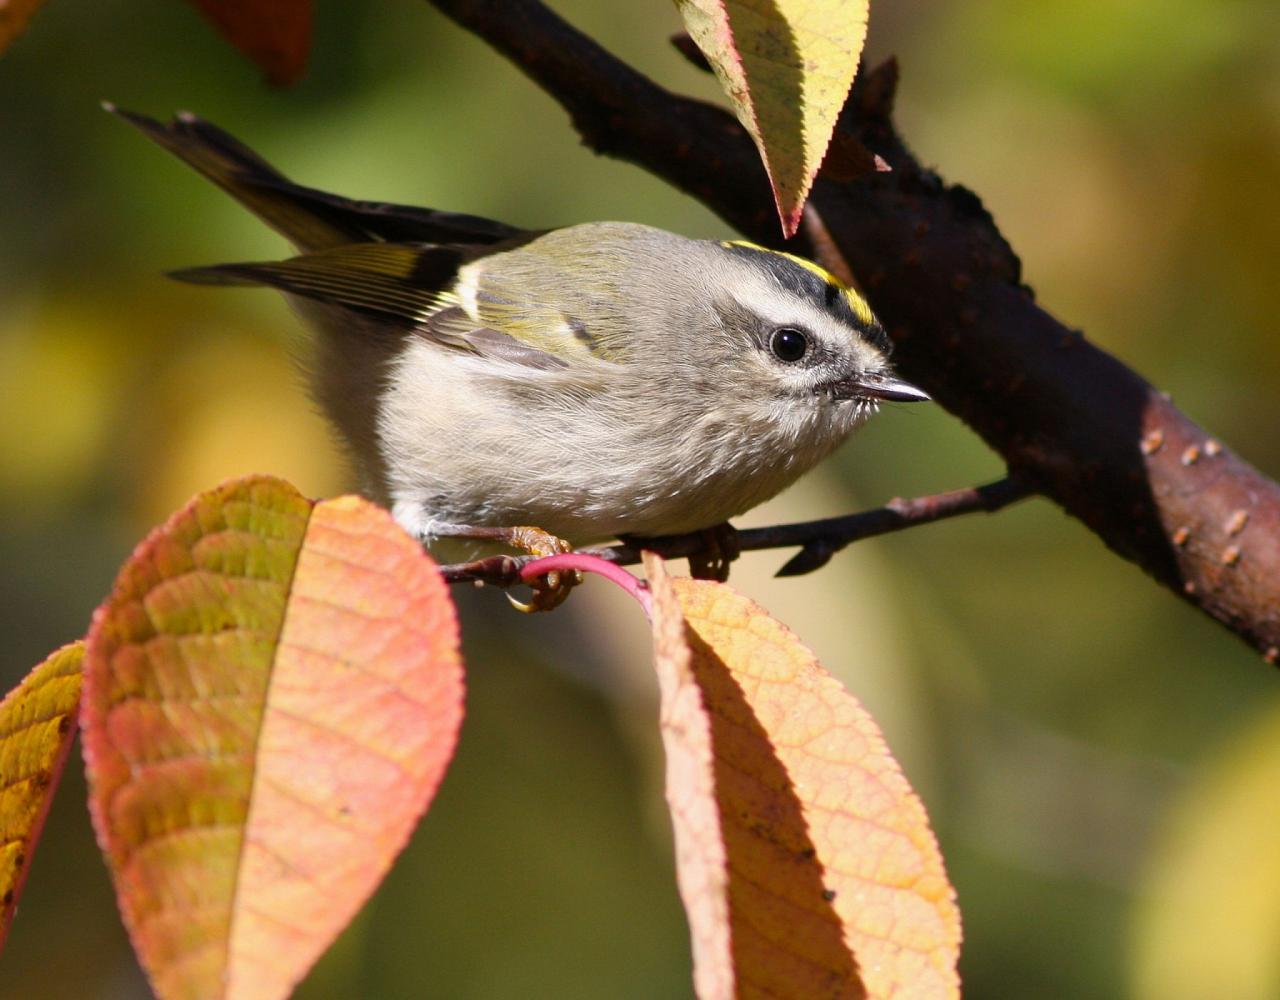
<box><xmin>2</xmin><ymin>0</ymin><xmax>1278</xmax><ymax>997</ymax></box>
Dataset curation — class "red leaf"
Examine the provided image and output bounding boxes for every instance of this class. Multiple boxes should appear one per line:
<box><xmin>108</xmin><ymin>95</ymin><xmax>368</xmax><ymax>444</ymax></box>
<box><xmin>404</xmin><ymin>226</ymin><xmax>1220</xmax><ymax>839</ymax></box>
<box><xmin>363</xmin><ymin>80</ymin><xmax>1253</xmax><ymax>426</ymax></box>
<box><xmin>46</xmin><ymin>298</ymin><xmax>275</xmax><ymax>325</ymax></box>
<box><xmin>0</xmin><ymin>0</ymin><xmax>50</xmax><ymax>55</ymax></box>
<box><xmin>187</xmin><ymin>0</ymin><xmax>312</xmax><ymax>86</ymax></box>
<box><xmin>83</xmin><ymin>476</ymin><xmax>463</xmax><ymax>1000</ymax></box>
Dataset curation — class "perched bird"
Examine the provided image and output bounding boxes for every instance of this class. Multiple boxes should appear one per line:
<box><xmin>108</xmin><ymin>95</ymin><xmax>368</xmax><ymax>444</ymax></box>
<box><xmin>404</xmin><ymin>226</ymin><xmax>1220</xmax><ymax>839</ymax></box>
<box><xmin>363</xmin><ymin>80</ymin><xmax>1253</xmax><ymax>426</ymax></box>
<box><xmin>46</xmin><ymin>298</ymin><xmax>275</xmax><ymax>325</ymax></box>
<box><xmin>109</xmin><ymin>106</ymin><xmax>928</xmax><ymax>606</ymax></box>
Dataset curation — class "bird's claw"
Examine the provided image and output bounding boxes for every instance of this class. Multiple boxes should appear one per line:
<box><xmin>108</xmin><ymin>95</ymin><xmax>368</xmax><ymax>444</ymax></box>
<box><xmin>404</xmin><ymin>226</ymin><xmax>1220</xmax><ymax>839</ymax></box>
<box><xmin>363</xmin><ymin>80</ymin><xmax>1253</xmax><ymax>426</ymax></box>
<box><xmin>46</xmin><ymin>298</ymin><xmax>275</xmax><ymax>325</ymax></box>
<box><xmin>687</xmin><ymin>522</ymin><xmax>741</xmax><ymax>582</ymax></box>
<box><xmin>502</xmin><ymin>526</ymin><xmax>581</xmax><ymax>613</ymax></box>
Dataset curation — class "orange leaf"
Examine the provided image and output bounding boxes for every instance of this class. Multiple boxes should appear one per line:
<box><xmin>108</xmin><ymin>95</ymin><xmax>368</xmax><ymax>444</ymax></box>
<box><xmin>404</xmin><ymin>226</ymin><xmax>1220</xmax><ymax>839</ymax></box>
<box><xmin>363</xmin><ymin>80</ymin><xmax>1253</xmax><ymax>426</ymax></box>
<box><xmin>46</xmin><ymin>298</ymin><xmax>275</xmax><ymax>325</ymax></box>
<box><xmin>186</xmin><ymin>0</ymin><xmax>312</xmax><ymax>86</ymax></box>
<box><xmin>646</xmin><ymin>554</ymin><xmax>960</xmax><ymax>999</ymax></box>
<box><xmin>0</xmin><ymin>0</ymin><xmax>49</xmax><ymax>55</ymax></box>
<box><xmin>0</xmin><ymin>641</ymin><xmax>84</xmax><ymax>953</ymax></box>
<box><xmin>82</xmin><ymin>475</ymin><xmax>464</xmax><ymax>1000</ymax></box>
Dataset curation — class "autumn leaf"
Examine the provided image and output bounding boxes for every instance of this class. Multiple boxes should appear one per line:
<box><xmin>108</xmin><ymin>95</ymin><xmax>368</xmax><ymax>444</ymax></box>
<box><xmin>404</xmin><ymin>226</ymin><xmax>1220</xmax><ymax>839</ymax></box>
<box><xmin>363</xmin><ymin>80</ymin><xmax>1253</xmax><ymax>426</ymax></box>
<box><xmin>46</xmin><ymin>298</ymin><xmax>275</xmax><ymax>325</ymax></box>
<box><xmin>675</xmin><ymin>0</ymin><xmax>870</xmax><ymax>236</ymax></box>
<box><xmin>82</xmin><ymin>475</ymin><xmax>464</xmax><ymax>1000</ymax></box>
<box><xmin>0</xmin><ymin>641</ymin><xmax>84</xmax><ymax>953</ymax></box>
<box><xmin>187</xmin><ymin>0</ymin><xmax>312</xmax><ymax>86</ymax></box>
<box><xmin>0</xmin><ymin>0</ymin><xmax>48</xmax><ymax>55</ymax></box>
<box><xmin>3</xmin><ymin>0</ymin><xmax>310</xmax><ymax>81</ymax></box>
<box><xmin>646</xmin><ymin>554</ymin><xmax>960</xmax><ymax>999</ymax></box>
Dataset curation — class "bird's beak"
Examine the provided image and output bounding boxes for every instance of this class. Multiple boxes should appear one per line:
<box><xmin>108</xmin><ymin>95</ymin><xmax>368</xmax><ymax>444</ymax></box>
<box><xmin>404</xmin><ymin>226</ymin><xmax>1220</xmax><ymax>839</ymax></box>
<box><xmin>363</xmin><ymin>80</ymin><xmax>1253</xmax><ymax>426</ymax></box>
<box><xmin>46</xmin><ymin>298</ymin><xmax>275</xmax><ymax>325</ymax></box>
<box><xmin>830</xmin><ymin>371</ymin><xmax>931</xmax><ymax>402</ymax></box>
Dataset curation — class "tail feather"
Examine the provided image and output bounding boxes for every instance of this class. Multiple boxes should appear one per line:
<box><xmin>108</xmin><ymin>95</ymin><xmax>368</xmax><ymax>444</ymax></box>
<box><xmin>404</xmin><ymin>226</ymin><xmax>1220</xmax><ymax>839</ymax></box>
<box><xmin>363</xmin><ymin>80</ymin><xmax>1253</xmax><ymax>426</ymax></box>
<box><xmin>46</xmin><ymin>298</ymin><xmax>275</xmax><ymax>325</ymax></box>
<box><xmin>105</xmin><ymin>104</ymin><xmax>527</xmax><ymax>251</ymax></box>
<box><xmin>106</xmin><ymin>103</ymin><xmax>351</xmax><ymax>249</ymax></box>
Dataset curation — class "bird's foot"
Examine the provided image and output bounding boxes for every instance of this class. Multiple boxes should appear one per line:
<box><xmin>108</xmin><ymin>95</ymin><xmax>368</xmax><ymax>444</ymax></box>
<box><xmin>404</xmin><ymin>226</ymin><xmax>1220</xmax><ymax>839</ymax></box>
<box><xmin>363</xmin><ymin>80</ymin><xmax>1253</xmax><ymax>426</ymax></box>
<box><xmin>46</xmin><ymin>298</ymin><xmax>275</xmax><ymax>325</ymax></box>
<box><xmin>687</xmin><ymin>522</ymin><xmax>741</xmax><ymax>583</ymax></box>
<box><xmin>502</xmin><ymin>526</ymin><xmax>581</xmax><ymax>612</ymax></box>
<box><xmin>439</xmin><ymin>524</ymin><xmax>580</xmax><ymax>612</ymax></box>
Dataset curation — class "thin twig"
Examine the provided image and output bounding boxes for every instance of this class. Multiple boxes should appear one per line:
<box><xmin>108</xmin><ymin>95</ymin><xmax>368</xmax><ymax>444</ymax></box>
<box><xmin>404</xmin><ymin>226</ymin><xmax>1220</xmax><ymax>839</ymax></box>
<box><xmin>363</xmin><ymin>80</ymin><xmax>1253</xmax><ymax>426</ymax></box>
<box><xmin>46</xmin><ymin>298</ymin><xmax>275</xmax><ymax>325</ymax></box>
<box><xmin>438</xmin><ymin>476</ymin><xmax>1035</xmax><ymax>588</ymax></box>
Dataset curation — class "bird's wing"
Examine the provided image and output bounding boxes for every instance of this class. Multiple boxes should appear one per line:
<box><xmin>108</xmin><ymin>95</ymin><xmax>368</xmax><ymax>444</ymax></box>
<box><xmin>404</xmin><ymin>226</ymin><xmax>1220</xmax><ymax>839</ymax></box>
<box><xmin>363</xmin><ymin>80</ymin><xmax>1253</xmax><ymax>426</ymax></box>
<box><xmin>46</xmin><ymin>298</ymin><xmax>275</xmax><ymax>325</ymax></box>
<box><xmin>172</xmin><ymin>242</ymin><xmax>608</xmax><ymax>371</ymax></box>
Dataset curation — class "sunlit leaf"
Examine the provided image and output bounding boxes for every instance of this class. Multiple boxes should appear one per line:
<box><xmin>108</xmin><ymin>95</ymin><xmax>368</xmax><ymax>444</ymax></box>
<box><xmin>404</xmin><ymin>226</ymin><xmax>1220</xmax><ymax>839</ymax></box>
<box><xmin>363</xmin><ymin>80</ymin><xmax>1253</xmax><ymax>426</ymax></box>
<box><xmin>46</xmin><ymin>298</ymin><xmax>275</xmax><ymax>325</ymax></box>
<box><xmin>646</xmin><ymin>554</ymin><xmax>960</xmax><ymax>998</ymax></box>
<box><xmin>82</xmin><ymin>475</ymin><xmax>464</xmax><ymax>1000</ymax></box>
<box><xmin>675</xmin><ymin>0</ymin><xmax>870</xmax><ymax>236</ymax></box>
<box><xmin>0</xmin><ymin>641</ymin><xmax>84</xmax><ymax>953</ymax></box>
<box><xmin>0</xmin><ymin>0</ymin><xmax>48</xmax><ymax>56</ymax></box>
<box><xmin>186</xmin><ymin>0</ymin><xmax>312</xmax><ymax>86</ymax></box>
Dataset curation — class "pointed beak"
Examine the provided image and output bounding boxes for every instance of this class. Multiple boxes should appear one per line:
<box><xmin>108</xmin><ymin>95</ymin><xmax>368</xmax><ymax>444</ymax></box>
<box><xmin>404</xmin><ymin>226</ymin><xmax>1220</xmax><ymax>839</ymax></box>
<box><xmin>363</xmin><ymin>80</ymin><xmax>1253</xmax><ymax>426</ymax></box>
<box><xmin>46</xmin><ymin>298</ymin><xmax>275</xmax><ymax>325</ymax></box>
<box><xmin>828</xmin><ymin>371</ymin><xmax>931</xmax><ymax>403</ymax></box>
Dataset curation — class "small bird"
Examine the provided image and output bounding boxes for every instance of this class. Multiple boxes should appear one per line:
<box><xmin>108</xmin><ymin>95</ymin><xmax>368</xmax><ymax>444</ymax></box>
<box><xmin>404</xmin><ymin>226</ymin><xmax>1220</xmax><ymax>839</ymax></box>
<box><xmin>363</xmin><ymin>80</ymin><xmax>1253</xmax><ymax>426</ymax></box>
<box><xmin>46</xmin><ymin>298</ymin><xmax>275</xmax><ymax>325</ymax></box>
<box><xmin>110</xmin><ymin>106</ymin><xmax>928</xmax><ymax>606</ymax></box>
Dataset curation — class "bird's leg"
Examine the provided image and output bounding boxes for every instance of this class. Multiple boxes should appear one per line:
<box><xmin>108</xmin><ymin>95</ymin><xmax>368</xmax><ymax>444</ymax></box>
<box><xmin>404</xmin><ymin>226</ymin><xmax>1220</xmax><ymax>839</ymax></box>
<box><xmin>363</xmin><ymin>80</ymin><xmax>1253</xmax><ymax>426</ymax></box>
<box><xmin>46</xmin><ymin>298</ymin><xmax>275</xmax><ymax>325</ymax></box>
<box><xmin>435</xmin><ymin>524</ymin><xmax>581</xmax><ymax>612</ymax></box>
<box><xmin>686</xmin><ymin>522</ymin><xmax>741</xmax><ymax>582</ymax></box>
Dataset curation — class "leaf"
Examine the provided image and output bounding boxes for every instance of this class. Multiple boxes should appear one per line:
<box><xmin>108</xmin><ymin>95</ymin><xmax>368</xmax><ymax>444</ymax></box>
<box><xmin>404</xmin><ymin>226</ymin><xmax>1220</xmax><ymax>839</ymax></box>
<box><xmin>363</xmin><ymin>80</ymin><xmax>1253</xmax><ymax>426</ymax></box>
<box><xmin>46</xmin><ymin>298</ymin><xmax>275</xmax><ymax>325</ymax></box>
<box><xmin>646</xmin><ymin>554</ymin><xmax>960</xmax><ymax>999</ymax></box>
<box><xmin>186</xmin><ymin>0</ymin><xmax>312</xmax><ymax>86</ymax></box>
<box><xmin>82</xmin><ymin>475</ymin><xmax>464</xmax><ymax>1000</ymax></box>
<box><xmin>0</xmin><ymin>0</ymin><xmax>48</xmax><ymax>56</ymax></box>
<box><xmin>675</xmin><ymin>0</ymin><xmax>870</xmax><ymax>237</ymax></box>
<box><xmin>0</xmin><ymin>641</ymin><xmax>84</xmax><ymax>953</ymax></box>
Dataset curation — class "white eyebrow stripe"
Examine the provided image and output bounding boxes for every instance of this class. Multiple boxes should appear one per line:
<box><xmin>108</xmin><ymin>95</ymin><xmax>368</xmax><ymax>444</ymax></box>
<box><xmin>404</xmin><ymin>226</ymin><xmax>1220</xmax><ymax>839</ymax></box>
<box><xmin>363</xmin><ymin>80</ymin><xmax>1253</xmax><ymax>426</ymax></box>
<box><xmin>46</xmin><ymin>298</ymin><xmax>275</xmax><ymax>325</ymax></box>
<box><xmin>728</xmin><ymin>269</ymin><xmax>888</xmax><ymax>369</ymax></box>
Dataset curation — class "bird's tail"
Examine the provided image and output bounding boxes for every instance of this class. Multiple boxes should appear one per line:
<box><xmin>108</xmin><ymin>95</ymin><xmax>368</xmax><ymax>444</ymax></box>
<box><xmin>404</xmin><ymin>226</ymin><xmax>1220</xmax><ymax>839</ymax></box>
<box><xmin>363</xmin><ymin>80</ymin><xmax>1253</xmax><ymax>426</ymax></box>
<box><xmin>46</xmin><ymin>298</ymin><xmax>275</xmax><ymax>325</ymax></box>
<box><xmin>105</xmin><ymin>104</ymin><xmax>525</xmax><ymax>251</ymax></box>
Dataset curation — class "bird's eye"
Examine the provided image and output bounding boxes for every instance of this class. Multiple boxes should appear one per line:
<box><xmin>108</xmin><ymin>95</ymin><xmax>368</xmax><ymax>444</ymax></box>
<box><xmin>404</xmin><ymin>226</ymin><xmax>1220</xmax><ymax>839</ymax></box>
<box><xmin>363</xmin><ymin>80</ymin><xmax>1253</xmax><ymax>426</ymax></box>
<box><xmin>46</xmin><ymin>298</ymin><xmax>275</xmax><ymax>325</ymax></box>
<box><xmin>769</xmin><ymin>327</ymin><xmax>809</xmax><ymax>363</ymax></box>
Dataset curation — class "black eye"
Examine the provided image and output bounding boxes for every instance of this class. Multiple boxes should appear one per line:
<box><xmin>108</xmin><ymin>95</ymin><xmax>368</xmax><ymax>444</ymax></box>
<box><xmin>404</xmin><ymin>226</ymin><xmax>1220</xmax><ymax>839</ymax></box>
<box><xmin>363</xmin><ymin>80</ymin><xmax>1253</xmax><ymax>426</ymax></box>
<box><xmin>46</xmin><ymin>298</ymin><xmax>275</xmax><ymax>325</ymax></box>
<box><xmin>769</xmin><ymin>327</ymin><xmax>809</xmax><ymax>363</ymax></box>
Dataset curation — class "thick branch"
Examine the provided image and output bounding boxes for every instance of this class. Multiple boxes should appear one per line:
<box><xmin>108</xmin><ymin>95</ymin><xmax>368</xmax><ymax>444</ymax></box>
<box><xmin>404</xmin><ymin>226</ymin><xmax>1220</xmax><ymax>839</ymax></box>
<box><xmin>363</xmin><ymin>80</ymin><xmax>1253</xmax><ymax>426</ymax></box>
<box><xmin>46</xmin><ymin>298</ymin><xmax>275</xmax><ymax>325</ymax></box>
<box><xmin>428</xmin><ymin>0</ymin><xmax>1280</xmax><ymax>660</ymax></box>
<box><xmin>439</xmin><ymin>477</ymin><xmax>1033</xmax><ymax>586</ymax></box>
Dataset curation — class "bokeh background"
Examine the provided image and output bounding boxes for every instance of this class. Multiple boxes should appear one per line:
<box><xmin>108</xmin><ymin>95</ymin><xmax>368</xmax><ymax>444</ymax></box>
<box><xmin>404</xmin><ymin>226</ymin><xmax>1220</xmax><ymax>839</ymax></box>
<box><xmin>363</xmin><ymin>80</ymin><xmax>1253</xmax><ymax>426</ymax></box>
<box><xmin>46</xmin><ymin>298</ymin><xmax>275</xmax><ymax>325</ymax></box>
<box><xmin>2</xmin><ymin>1</ymin><xmax>1279</xmax><ymax>997</ymax></box>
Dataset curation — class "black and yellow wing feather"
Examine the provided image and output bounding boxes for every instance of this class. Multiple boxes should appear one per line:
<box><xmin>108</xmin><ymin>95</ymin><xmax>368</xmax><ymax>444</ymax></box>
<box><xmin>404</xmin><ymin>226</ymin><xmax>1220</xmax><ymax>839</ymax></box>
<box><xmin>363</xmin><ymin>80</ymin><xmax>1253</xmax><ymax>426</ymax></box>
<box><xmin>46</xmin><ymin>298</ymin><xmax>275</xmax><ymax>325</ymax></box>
<box><xmin>172</xmin><ymin>243</ymin><xmax>462</xmax><ymax>325</ymax></box>
<box><xmin>173</xmin><ymin>243</ymin><xmax>572</xmax><ymax>370</ymax></box>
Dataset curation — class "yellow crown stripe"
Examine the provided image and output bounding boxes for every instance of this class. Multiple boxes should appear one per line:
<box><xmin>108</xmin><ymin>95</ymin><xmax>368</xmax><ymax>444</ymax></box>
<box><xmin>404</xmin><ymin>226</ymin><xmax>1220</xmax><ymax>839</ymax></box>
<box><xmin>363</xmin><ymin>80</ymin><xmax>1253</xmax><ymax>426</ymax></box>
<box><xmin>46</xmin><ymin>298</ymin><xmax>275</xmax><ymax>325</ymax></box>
<box><xmin>721</xmin><ymin>240</ymin><xmax>875</xmax><ymax>326</ymax></box>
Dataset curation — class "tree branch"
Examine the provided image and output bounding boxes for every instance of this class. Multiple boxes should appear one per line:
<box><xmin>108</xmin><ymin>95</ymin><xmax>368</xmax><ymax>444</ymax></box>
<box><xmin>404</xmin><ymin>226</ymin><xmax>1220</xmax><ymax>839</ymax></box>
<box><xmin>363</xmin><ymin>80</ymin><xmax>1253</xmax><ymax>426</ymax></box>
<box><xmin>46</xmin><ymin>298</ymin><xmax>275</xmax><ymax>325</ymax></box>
<box><xmin>439</xmin><ymin>477</ymin><xmax>1034</xmax><ymax>586</ymax></box>
<box><xmin>428</xmin><ymin>0</ymin><xmax>1280</xmax><ymax>661</ymax></box>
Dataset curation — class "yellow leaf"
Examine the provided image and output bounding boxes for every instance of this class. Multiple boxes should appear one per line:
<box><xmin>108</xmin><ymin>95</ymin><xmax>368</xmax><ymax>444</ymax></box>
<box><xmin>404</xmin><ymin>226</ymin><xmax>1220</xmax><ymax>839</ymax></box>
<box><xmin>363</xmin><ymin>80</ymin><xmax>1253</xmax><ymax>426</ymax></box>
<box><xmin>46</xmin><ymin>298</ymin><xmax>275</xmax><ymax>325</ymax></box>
<box><xmin>676</xmin><ymin>0</ymin><xmax>870</xmax><ymax>236</ymax></box>
<box><xmin>0</xmin><ymin>641</ymin><xmax>84</xmax><ymax>953</ymax></box>
<box><xmin>647</xmin><ymin>553</ymin><xmax>959</xmax><ymax>998</ymax></box>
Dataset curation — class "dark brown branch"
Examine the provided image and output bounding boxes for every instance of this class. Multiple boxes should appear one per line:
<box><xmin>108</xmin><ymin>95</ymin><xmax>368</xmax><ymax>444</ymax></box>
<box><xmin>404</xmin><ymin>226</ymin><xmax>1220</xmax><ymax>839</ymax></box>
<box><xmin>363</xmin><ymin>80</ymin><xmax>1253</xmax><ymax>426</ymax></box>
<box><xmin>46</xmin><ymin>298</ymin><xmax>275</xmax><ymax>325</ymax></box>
<box><xmin>428</xmin><ymin>0</ymin><xmax>1280</xmax><ymax>661</ymax></box>
<box><xmin>438</xmin><ymin>477</ymin><xmax>1034</xmax><ymax>587</ymax></box>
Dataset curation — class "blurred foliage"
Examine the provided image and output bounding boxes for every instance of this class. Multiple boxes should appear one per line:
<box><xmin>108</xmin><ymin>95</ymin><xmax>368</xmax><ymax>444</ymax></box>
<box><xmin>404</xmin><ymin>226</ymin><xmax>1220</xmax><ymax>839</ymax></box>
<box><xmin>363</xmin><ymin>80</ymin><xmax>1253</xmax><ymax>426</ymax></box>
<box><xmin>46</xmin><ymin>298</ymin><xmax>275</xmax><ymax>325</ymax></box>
<box><xmin>1132</xmin><ymin>698</ymin><xmax>1280</xmax><ymax>999</ymax></box>
<box><xmin>0</xmin><ymin>0</ymin><xmax>1277</xmax><ymax>997</ymax></box>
